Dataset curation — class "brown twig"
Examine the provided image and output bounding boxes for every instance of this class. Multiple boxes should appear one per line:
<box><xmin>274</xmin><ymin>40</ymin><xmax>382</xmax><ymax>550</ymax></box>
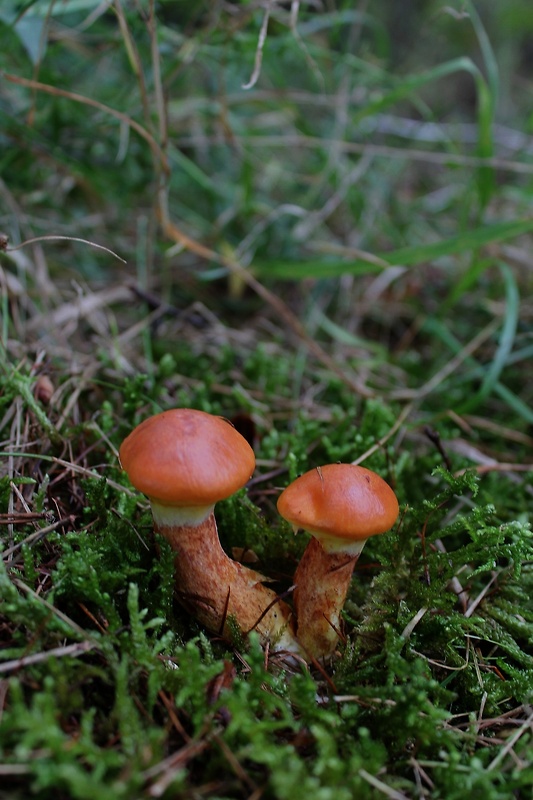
<box><xmin>1</xmin><ymin>72</ymin><xmax>169</xmax><ymax>172</ymax></box>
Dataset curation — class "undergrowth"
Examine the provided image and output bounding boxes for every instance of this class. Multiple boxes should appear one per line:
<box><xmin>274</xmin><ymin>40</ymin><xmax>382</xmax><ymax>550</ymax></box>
<box><xmin>1</xmin><ymin>344</ymin><xmax>533</xmax><ymax>798</ymax></box>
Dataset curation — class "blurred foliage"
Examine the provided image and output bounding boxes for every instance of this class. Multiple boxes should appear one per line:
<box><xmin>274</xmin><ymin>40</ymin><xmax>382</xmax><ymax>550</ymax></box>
<box><xmin>2</xmin><ymin>338</ymin><xmax>533</xmax><ymax>798</ymax></box>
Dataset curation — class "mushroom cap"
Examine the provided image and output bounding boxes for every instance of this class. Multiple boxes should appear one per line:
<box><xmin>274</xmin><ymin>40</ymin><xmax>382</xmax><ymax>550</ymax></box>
<box><xmin>119</xmin><ymin>408</ymin><xmax>255</xmax><ymax>506</ymax></box>
<box><xmin>277</xmin><ymin>463</ymin><xmax>398</xmax><ymax>543</ymax></box>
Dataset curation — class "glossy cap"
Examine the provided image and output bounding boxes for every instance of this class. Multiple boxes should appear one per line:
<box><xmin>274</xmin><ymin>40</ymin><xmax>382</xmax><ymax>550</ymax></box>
<box><xmin>119</xmin><ymin>408</ymin><xmax>255</xmax><ymax>507</ymax></box>
<box><xmin>277</xmin><ymin>463</ymin><xmax>398</xmax><ymax>543</ymax></box>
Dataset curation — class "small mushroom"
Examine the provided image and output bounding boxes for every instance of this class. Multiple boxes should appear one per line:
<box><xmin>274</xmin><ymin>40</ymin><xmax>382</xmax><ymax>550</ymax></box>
<box><xmin>277</xmin><ymin>463</ymin><xmax>399</xmax><ymax>661</ymax></box>
<box><xmin>120</xmin><ymin>408</ymin><xmax>298</xmax><ymax>652</ymax></box>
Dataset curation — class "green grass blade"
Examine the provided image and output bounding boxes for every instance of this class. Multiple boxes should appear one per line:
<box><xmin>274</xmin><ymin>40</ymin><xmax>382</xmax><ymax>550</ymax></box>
<box><xmin>168</xmin><ymin>144</ymin><xmax>232</xmax><ymax>198</ymax></box>
<box><xmin>424</xmin><ymin>314</ymin><xmax>533</xmax><ymax>424</ymax></box>
<box><xmin>467</xmin><ymin>0</ymin><xmax>499</xmax><ymax>101</ymax></box>
<box><xmin>253</xmin><ymin>218</ymin><xmax>533</xmax><ymax>280</ymax></box>
<box><xmin>444</xmin><ymin>257</ymin><xmax>493</xmax><ymax>309</ymax></box>
<box><xmin>352</xmin><ymin>56</ymin><xmax>484</xmax><ymax>124</ymax></box>
<box><xmin>315</xmin><ymin>308</ymin><xmax>387</xmax><ymax>356</ymax></box>
<box><xmin>466</xmin><ymin>1</ymin><xmax>498</xmax><ymax>208</ymax></box>
<box><xmin>458</xmin><ymin>262</ymin><xmax>519</xmax><ymax>412</ymax></box>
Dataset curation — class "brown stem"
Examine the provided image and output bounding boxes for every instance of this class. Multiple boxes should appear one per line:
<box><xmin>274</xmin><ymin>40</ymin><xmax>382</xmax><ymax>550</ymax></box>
<box><xmin>293</xmin><ymin>537</ymin><xmax>360</xmax><ymax>660</ymax></box>
<box><xmin>155</xmin><ymin>512</ymin><xmax>298</xmax><ymax>652</ymax></box>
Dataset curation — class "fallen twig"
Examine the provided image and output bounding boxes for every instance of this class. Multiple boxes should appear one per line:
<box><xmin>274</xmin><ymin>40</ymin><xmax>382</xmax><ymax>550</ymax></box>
<box><xmin>0</xmin><ymin>641</ymin><xmax>96</xmax><ymax>675</ymax></box>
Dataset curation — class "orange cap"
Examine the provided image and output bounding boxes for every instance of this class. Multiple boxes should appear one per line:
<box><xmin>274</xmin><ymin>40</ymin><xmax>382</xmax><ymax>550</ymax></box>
<box><xmin>277</xmin><ymin>463</ymin><xmax>398</xmax><ymax>543</ymax></box>
<box><xmin>119</xmin><ymin>408</ymin><xmax>255</xmax><ymax>506</ymax></box>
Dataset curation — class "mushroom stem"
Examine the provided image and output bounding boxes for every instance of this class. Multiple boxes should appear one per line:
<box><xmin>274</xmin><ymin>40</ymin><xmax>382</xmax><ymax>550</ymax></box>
<box><xmin>153</xmin><ymin>503</ymin><xmax>298</xmax><ymax>652</ymax></box>
<box><xmin>276</xmin><ymin>463</ymin><xmax>399</xmax><ymax>663</ymax></box>
<box><xmin>293</xmin><ymin>536</ymin><xmax>366</xmax><ymax>660</ymax></box>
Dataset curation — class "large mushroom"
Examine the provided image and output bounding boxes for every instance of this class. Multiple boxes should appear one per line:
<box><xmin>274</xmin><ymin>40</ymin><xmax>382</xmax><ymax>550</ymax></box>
<box><xmin>277</xmin><ymin>463</ymin><xmax>399</xmax><ymax>661</ymax></box>
<box><xmin>120</xmin><ymin>408</ymin><xmax>298</xmax><ymax>652</ymax></box>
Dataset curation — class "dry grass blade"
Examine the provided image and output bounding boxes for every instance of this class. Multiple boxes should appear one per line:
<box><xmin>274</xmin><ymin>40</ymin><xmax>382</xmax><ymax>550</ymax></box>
<box><xmin>143</xmin><ymin>738</ymin><xmax>212</xmax><ymax>797</ymax></box>
<box><xmin>211</xmin><ymin>730</ymin><xmax>259</xmax><ymax>793</ymax></box>
<box><xmin>1</xmin><ymin>72</ymin><xmax>168</xmax><ymax>171</ymax></box>
<box><xmin>464</xmin><ymin>573</ymin><xmax>501</xmax><ymax>619</ymax></box>
<box><xmin>0</xmin><ymin>765</ymin><xmax>32</xmax><ymax>776</ymax></box>
<box><xmin>486</xmin><ymin>709</ymin><xmax>533</xmax><ymax>771</ymax></box>
<box><xmin>359</xmin><ymin>768</ymin><xmax>410</xmax><ymax>799</ymax></box>
<box><xmin>352</xmin><ymin>403</ymin><xmax>412</xmax><ymax>465</ymax></box>
<box><xmin>213</xmin><ymin>133</ymin><xmax>533</xmax><ymax>175</ymax></box>
<box><xmin>0</xmin><ymin>453</ymin><xmax>137</xmax><ymax>497</ymax></box>
<box><xmin>27</xmin><ymin>285</ymin><xmax>133</xmax><ymax>332</ymax></box>
<box><xmin>10</xmin><ymin>577</ymin><xmax>89</xmax><ymax>638</ymax></box>
<box><xmin>0</xmin><ymin>641</ymin><xmax>97</xmax><ymax>675</ymax></box>
<box><xmin>242</xmin><ymin>0</ymin><xmax>272</xmax><ymax>90</ymax></box>
<box><xmin>1</xmin><ymin>517</ymin><xmax>71</xmax><ymax>560</ymax></box>
<box><xmin>454</xmin><ymin>462</ymin><xmax>533</xmax><ymax>477</ymax></box>
<box><xmin>391</xmin><ymin>320</ymin><xmax>499</xmax><ymax>400</ymax></box>
<box><xmin>6</xmin><ymin>235</ymin><xmax>126</xmax><ymax>263</ymax></box>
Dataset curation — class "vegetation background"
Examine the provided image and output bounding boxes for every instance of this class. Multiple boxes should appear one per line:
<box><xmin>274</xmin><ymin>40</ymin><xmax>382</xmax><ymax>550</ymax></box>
<box><xmin>1</xmin><ymin>0</ymin><xmax>533</xmax><ymax>797</ymax></box>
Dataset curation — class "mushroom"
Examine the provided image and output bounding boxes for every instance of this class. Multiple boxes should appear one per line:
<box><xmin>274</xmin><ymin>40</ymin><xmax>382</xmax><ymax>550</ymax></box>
<box><xmin>120</xmin><ymin>408</ymin><xmax>298</xmax><ymax>652</ymax></box>
<box><xmin>277</xmin><ymin>463</ymin><xmax>399</xmax><ymax>661</ymax></box>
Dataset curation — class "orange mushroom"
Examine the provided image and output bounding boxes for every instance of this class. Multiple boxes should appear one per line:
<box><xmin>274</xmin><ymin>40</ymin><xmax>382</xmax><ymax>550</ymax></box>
<box><xmin>277</xmin><ymin>463</ymin><xmax>399</xmax><ymax>661</ymax></box>
<box><xmin>120</xmin><ymin>408</ymin><xmax>298</xmax><ymax>652</ymax></box>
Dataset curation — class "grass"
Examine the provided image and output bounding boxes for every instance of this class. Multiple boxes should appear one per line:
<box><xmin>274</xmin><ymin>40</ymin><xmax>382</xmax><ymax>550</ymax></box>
<box><xmin>2</xmin><ymin>0</ymin><xmax>533</xmax><ymax>797</ymax></box>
